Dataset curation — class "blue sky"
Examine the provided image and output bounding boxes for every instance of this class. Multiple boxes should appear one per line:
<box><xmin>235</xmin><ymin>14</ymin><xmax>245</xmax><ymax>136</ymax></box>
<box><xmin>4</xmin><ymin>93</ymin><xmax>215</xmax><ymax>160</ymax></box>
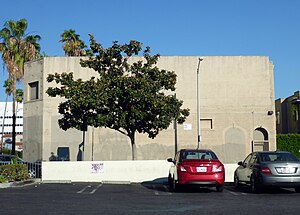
<box><xmin>0</xmin><ymin>0</ymin><xmax>300</xmax><ymax>101</ymax></box>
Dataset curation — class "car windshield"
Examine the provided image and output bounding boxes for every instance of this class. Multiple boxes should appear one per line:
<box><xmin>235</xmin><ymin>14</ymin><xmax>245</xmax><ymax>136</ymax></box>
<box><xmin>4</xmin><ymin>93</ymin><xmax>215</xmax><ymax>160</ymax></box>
<box><xmin>259</xmin><ymin>152</ymin><xmax>299</xmax><ymax>162</ymax></box>
<box><xmin>181</xmin><ymin>151</ymin><xmax>218</xmax><ymax>160</ymax></box>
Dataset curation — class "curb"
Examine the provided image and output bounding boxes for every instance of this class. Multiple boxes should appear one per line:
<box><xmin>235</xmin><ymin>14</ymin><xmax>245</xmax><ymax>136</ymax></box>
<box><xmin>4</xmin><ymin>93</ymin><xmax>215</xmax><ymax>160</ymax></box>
<box><xmin>0</xmin><ymin>178</ymin><xmax>41</xmax><ymax>189</ymax></box>
<box><xmin>102</xmin><ymin>180</ymin><xmax>131</xmax><ymax>185</ymax></box>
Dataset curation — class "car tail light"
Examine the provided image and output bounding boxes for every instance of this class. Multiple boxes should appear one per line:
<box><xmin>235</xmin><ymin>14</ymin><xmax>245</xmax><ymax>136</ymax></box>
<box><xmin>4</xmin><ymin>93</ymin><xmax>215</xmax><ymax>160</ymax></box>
<box><xmin>212</xmin><ymin>165</ymin><xmax>223</xmax><ymax>172</ymax></box>
<box><xmin>260</xmin><ymin>167</ymin><xmax>272</xmax><ymax>175</ymax></box>
<box><xmin>178</xmin><ymin>165</ymin><xmax>187</xmax><ymax>172</ymax></box>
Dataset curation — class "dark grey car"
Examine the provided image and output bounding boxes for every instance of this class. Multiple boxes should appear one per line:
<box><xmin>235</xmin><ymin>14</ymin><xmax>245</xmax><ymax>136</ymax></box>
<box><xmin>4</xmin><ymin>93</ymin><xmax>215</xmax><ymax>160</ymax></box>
<box><xmin>234</xmin><ymin>151</ymin><xmax>300</xmax><ymax>193</ymax></box>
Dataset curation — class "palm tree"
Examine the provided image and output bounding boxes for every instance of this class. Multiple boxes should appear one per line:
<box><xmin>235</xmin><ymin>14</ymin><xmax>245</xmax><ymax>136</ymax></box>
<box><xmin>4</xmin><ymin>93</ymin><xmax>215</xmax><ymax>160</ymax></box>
<box><xmin>59</xmin><ymin>29</ymin><xmax>91</xmax><ymax>56</ymax></box>
<box><xmin>0</xmin><ymin>18</ymin><xmax>41</xmax><ymax>155</ymax></box>
<box><xmin>0</xmin><ymin>79</ymin><xmax>13</xmax><ymax>153</ymax></box>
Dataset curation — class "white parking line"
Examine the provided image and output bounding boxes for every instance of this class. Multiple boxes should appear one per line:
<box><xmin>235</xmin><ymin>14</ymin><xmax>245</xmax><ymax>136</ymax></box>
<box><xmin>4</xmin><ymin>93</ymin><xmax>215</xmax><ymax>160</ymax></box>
<box><xmin>90</xmin><ymin>183</ymin><xmax>103</xmax><ymax>194</ymax></box>
<box><xmin>77</xmin><ymin>183</ymin><xmax>103</xmax><ymax>194</ymax></box>
<box><xmin>227</xmin><ymin>190</ymin><xmax>247</xmax><ymax>196</ymax></box>
<box><xmin>77</xmin><ymin>186</ymin><xmax>89</xmax><ymax>194</ymax></box>
<box><xmin>228</xmin><ymin>191</ymin><xmax>239</xmax><ymax>196</ymax></box>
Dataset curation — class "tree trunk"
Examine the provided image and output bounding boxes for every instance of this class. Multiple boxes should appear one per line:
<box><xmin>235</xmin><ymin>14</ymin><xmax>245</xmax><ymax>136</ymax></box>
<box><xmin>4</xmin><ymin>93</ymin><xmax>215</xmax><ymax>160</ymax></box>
<box><xmin>82</xmin><ymin>130</ymin><xmax>85</xmax><ymax>161</ymax></box>
<box><xmin>12</xmin><ymin>79</ymin><xmax>16</xmax><ymax>155</ymax></box>
<box><xmin>0</xmin><ymin>94</ymin><xmax>9</xmax><ymax>153</ymax></box>
<box><xmin>129</xmin><ymin>132</ymin><xmax>137</xmax><ymax>160</ymax></box>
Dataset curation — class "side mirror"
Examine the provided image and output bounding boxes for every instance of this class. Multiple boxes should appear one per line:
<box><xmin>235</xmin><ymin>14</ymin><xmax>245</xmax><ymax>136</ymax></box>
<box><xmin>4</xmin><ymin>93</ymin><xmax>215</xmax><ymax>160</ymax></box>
<box><xmin>167</xmin><ymin>158</ymin><xmax>173</xmax><ymax>163</ymax></box>
<box><xmin>237</xmin><ymin>161</ymin><xmax>243</xmax><ymax>166</ymax></box>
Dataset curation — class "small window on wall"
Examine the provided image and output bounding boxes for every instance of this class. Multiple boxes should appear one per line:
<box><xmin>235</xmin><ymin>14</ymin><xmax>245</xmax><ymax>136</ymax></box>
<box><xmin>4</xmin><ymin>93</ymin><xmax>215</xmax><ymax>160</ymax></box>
<box><xmin>29</xmin><ymin>81</ymin><xmax>39</xmax><ymax>100</ymax></box>
<box><xmin>57</xmin><ymin>147</ymin><xmax>70</xmax><ymax>161</ymax></box>
<box><xmin>201</xmin><ymin>119</ymin><xmax>213</xmax><ymax>129</ymax></box>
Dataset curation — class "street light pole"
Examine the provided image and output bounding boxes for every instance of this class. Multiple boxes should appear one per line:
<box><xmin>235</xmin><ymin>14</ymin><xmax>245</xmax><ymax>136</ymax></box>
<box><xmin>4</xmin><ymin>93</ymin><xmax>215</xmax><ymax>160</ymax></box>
<box><xmin>173</xmin><ymin>93</ymin><xmax>178</xmax><ymax>155</ymax></box>
<box><xmin>197</xmin><ymin>58</ymin><xmax>203</xmax><ymax>149</ymax></box>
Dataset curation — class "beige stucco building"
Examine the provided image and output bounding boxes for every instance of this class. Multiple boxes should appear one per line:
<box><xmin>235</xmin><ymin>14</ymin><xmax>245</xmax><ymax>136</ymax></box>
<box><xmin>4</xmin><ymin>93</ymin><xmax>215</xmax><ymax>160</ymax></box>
<box><xmin>23</xmin><ymin>56</ymin><xmax>276</xmax><ymax>164</ymax></box>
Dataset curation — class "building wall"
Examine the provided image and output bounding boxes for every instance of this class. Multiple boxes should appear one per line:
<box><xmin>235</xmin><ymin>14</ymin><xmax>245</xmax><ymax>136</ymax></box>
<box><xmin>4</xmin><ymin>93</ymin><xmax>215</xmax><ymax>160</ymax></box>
<box><xmin>23</xmin><ymin>56</ymin><xmax>276</xmax><ymax>163</ymax></box>
<box><xmin>23</xmin><ymin>60</ymin><xmax>44</xmax><ymax>160</ymax></box>
<box><xmin>275</xmin><ymin>91</ymin><xmax>300</xmax><ymax>134</ymax></box>
<box><xmin>41</xmin><ymin>161</ymin><xmax>238</xmax><ymax>183</ymax></box>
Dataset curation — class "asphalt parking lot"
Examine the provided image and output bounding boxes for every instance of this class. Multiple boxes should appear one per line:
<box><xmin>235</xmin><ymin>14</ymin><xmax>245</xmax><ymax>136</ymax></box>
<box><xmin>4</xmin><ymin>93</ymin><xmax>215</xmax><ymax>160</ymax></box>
<box><xmin>1</xmin><ymin>182</ymin><xmax>300</xmax><ymax>215</ymax></box>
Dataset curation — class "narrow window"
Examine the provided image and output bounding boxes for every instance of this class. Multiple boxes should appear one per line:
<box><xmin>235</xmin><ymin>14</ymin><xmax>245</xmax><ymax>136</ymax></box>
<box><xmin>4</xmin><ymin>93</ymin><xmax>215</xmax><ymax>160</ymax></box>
<box><xmin>276</xmin><ymin>111</ymin><xmax>280</xmax><ymax>124</ymax></box>
<box><xmin>29</xmin><ymin>81</ymin><xmax>39</xmax><ymax>100</ymax></box>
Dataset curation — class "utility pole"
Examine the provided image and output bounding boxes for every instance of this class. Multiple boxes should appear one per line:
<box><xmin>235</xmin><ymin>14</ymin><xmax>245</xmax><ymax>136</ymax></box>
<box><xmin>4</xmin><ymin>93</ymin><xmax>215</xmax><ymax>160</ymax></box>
<box><xmin>197</xmin><ymin>58</ymin><xmax>203</xmax><ymax>149</ymax></box>
<box><xmin>173</xmin><ymin>93</ymin><xmax>178</xmax><ymax>155</ymax></box>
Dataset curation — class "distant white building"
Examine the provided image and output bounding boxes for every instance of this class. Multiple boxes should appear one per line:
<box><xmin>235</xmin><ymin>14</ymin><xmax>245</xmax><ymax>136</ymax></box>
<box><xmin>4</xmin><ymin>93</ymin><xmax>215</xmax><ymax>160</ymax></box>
<box><xmin>0</xmin><ymin>102</ymin><xmax>23</xmax><ymax>151</ymax></box>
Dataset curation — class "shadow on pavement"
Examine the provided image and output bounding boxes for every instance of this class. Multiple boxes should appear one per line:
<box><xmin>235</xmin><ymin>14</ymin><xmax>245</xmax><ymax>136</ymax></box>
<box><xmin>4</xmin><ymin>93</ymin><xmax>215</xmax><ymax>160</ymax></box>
<box><xmin>228</xmin><ymin>184</ymin><xmax>297</xmax><ymax>194</ymax></box>
<box><xmin>141</xmin><ymin>177</ymin><xmax>222</xmax><ymax>193</ymax></box>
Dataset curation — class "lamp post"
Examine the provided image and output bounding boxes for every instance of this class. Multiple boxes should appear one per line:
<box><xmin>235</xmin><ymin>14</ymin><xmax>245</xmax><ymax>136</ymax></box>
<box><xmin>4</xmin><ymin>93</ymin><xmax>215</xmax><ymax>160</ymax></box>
<box><xmin>173</xmin><ymin>93</ymin><xmax>178</xmax><ymax>155</ymax></box>
<box><xmin>197</xmin><ymin>58</ymin><xmax>203</xmax><ymax>149</ymax></box>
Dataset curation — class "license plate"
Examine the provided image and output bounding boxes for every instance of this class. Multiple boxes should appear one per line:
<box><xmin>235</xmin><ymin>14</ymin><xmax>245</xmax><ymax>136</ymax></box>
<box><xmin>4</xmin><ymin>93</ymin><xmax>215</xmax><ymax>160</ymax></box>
<box><xmin>196</xmin><ymin>167</ymin><xmax>207</xmax><ymax>172</ymax></box>
<box><xmin>276</xmin><ymin>167</ymin><xmax>295</xmax><ymax>174</ymax></box>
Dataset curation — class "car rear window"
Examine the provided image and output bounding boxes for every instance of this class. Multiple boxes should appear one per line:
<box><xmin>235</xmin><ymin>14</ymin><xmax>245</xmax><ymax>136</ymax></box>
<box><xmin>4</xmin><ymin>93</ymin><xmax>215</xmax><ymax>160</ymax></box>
<box><xmin>181</xmin><ymin>151</ymin><xmax>218</xmax><ymax>160</ymax></box>
<box><xmin>259</xmin><ymin>152</ymin><xmax>299</xmax><ymax>162</ymax></box>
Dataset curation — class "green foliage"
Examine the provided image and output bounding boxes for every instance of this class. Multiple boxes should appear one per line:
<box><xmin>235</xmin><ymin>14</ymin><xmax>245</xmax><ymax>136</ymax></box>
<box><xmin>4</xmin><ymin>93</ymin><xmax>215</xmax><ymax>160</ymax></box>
<box><xmin>0</xmin><ymin>174</ymin><xmax>7</xmax><ymax>183</ymax></box>
<box><xmin>3</xmin><ymin>79</ymin><xmax>13</xmax><ymax>95</ymax></box>
<box><xmin>277</xmin><ymin>134</ymin><xmax>300</xmax><ymax>159</ymax></box>
<box><xmin>1</xmin><ymin>148</ymin><xmax>22</xmax><ymax>158</ymax></box>
<box><xmin>2</xmin><ymin>79</ymin><xmax>23</xmax><ymax>102</ymax></box>
<box><xmin>0</xmin><ymin>18</ymin><xmax>41</xmax><ymax>155</ymax></box>
<box><xmin>0</xmin><ymin>164</ymin><xmax>29</xmax><ymax>182</ymax></box>
<box><xmin>59</xmin><ymin>29</ymin><xmax>92</xmax><ymax>56</ymax></box>
<box><xmin>16</xmin><ymin>88</ymin><xmax>23</xmax><ymax>103</ymax></box>
<box><xmin>46</xmin><ymin>35</ymin><xmax>190</xmax><ymax>160</ymax></box>
<box><xmin>0</xmin><ymin>18</ymin><xmax>41</xmax><ymax>80</ymax></box>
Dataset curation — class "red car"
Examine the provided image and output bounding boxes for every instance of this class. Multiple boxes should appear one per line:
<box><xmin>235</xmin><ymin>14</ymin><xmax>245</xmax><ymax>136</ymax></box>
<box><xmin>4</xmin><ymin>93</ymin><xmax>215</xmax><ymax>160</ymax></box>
<box><xmin>167</xmin><ymin>149</ymin><xmax>225</xmax><ymax>192</ymax></box>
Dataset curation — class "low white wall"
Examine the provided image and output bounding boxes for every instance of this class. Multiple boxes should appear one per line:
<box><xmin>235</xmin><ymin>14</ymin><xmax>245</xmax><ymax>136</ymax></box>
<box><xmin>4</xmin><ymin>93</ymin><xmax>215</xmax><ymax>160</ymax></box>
<box><xmin>42</xmin><ymin>161</ymin><xmax>238</xmax><ymax>183</ymax></box>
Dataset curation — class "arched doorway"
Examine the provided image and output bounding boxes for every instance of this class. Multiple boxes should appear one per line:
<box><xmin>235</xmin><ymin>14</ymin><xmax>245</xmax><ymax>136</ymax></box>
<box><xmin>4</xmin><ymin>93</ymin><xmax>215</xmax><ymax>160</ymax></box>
<box><xmin>252</xmin><ymin>127</ymin><xmax>269</xmax><ymax>152</ymax></box>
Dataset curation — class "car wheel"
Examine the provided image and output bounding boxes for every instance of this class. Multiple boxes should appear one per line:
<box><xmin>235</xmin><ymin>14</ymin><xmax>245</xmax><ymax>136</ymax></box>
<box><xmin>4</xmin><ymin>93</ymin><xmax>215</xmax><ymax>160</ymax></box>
<box><xmin>172</xmin><ymin>177</ymin><xmax>180</xmax><ymax>192</ymax></box>
<box><xmin>295</xmin><ymin>187</ymin><xmax>300</xmax><ymax>193</ymax></box>
<box><xmin>234</xmin><ymin>173</ymin><xmax>240</xmax><ymax>188</ymax></box>
<box><xmin>168</xmin><ymin>174</ymin><xmax>173</xmax><ymax>187</ymax></box>
<box><xmin>250</xmin><ymin>175</ymin><xmax>261</xmax><ymax>193</ymax></box>
<box><xmin>216</xmin><ymin>185</ymin><xmax>224</xmax><ymax>192</ymax></box>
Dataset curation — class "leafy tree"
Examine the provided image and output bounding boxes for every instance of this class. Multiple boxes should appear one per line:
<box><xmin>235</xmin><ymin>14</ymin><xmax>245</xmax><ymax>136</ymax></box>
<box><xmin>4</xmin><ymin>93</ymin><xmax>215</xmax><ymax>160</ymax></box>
<box><xmin>59</xmin><ymin>29</ymin><xmax>92</xmax><ymax>56</ymax></box>
<box><xmin>0</xmin><ymin>18</ymin><xmax>41</xmax><ymax>155</ymax></box>
<box><xmin>47</xmin><ymin>35</ymin><xmax>190</xmax><ymax>160</ymax></box>
<box><xmin>277</xmin><ymin>134</ymin><xmax>300</xmax><ymax>159</ymax></box>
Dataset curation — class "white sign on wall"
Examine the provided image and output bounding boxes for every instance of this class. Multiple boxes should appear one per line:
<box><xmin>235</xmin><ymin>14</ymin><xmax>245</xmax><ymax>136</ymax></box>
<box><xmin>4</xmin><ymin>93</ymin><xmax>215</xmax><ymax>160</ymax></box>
<box><xmin>183</xmin><ymin>124</ymin><xmax>192</xmax><ymax>130</ymax></box>
<box><xmin>91</xmin><ymin>163</ymin><xmax>104</xmax><ymax>173</ymax></box>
